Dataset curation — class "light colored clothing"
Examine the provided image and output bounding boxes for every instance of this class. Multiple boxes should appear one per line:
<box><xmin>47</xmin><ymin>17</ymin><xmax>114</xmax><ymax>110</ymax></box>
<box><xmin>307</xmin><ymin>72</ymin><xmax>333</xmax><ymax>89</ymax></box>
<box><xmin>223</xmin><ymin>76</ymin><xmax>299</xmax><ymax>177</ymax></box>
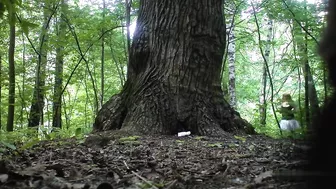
<box><xmin>280</xmin><ymin>119</ymin><xmax>300</xmax><ymax>131</ymax></box>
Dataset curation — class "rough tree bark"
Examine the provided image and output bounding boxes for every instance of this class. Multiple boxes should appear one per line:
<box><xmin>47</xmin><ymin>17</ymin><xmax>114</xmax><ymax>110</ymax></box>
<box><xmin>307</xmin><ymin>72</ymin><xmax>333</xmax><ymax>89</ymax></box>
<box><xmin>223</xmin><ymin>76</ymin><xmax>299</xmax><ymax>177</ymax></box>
<box><xmin>94</xmin><ymin>0</ymin><xmax>254</xmax><ymax>136</ymax></box>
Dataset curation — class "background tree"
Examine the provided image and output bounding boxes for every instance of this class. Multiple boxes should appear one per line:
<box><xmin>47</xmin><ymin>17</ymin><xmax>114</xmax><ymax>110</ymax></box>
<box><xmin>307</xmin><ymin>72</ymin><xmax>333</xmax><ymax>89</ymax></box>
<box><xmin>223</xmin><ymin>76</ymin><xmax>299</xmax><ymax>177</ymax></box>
<box><xmin>100</xmin><ymin>0</ymin><xmax>106</xmax><ymax>109</ymax></box>
<box><xmin>0</xmin><ymin>54</ymin><xmax>2</xmax><ymax>130</ymax></box>
<box><xmin>28</xmin><ymin>1</ymin><xmax>53</xmax><ymax>127</ymax></box>
<box><xmin>52</xmin><ymin>0</ymin><xmax>68</xmax><ymax>128</ymax></box>
<box><xmin>258</xmin><ymin>16</ymin><xmax>273</xmax><ymax>127</ymax></box>
<box><xmin>7</xmin><ymin>2</ymin><xmax>16</xmax><ymax>132</ymax></box>
<box><xmin>288</xmin><ymin>0</ymin><xmax>322</xmax><ymax>129</ymax></box>
<box><xmin>226</xmin><ymin>1</ymin><xmax>239</xmax><ymax>109</ymax></box>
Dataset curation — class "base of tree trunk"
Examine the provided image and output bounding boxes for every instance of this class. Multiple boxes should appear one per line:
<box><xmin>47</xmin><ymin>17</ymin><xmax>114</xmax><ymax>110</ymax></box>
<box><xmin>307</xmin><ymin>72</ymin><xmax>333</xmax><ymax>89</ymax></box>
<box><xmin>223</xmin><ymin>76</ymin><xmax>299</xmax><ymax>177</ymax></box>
<box><xmin>93</xmin><ymin>90</ymin><xmax>255</xmax><ymax>136</ymax></box>
<box><xmin>92</xmin><ymin>0</ymin><xmax>255</xmax><ymax>136</ymax></box>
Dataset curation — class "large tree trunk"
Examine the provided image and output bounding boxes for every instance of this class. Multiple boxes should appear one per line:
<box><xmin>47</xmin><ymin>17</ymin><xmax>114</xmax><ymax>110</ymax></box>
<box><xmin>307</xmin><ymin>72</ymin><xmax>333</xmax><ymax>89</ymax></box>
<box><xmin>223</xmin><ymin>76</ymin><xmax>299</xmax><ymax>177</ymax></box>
<box><xmin>305</xmin><ymin>1</ymin><xmax>336</xmax><ymax>188</ymax></box>
<box><xmin>94</xmin><ymin>0</ymin><xmax>254</xmax><ymax>136</ymax></box>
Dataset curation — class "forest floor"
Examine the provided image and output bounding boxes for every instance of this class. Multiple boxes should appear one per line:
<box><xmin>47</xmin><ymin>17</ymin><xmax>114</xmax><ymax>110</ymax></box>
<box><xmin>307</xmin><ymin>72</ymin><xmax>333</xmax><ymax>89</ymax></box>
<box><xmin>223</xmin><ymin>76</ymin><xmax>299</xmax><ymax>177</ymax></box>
<box><xmin>0</xmin><ymin>130</ymin><xmax>309</xmax><ymax>189</ymax></box>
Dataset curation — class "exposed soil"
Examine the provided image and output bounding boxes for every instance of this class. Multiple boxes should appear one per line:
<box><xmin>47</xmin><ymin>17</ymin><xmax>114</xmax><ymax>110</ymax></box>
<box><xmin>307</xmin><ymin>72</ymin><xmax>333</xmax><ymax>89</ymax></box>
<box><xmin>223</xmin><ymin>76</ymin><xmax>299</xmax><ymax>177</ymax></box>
<box><xmin>0</xmin><ymin>131</ymin><xmax>309</xmax><ymax>189</ymax></box>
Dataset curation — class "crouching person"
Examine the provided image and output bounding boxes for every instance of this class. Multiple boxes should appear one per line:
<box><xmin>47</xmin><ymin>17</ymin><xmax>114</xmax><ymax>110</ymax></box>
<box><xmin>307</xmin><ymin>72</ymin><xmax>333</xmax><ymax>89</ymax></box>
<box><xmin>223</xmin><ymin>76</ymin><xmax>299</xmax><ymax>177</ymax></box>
<box><xmin>278</xmin><ymin>93</ymin><xmax>300</xmax><ymax>132</ymax></box>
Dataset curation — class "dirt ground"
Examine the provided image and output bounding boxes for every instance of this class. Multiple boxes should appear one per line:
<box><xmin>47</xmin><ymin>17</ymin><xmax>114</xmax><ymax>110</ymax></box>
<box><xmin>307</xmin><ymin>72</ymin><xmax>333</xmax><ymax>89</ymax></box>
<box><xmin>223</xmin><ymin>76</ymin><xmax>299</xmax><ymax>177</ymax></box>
<box><xmin>0</xmin><ymin>131</ymin><xmax>309</xmax><ymax>189</ymax></box>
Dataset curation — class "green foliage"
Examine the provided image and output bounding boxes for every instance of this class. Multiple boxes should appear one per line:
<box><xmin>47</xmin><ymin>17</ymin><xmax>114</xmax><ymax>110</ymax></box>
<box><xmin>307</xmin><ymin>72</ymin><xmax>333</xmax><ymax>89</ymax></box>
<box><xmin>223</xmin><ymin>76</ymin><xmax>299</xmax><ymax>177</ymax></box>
<box><xmin>234</xmin><ymin>135</ymin><xmax>246</xmax><ymax>143</ymax></box>
<box><xmin>119</xmin><ymin>136</ymin><xmax>141</xmax><ymax>145</ymax></box>
<box><xmin>18</xmin><ymin>139</ymin><xmax>39</xmax><ymax>151</ymax></box>
<box><xmin>19</xmin><ymin>19</ymin><xmax>39</xmax><ymax>36</ymax></box>
<box><xmin>207</xmin><ymin>142</ymin><xmax>223</xmax><ymax>148</ymax></box>
<box><xmin>137</xmin><ymin>181</ymin><xmax>165</xmax><ymax>189</ymax></box>
<box><xmin>221</xmin><ymin>0</ymin><xmax>326</xmax><ymax>139</ymax></box>
<box><xmin>175</xmin><ymin>140</ymin><xmax>185</xmax><ymax>145</ymax></box>
<box><xmin>228</xmin><ymin>143</ymin><xmax>239</xmax><ymax>148</ymax></box>
<box><xmin>0</xmin><ymin>125</ymin><xmax>90</xmax><ymax>156</ymax></box>
<box><xmin>0</xmin><ymin>140</ymin><xmax>16</xmax><ymax>150</ymax></box>
<box><xmin>0</xmin><ymin>0</ymin><xmax>128</xmax><ymax>140</ymax></box>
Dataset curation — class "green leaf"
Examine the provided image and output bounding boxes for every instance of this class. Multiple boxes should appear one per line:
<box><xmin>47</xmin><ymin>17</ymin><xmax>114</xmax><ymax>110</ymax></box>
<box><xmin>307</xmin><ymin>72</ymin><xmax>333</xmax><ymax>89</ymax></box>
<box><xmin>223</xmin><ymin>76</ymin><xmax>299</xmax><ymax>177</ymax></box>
<box><xmin>20</xmin><ymin>20</ymin><xmax>39</xmax><ymax>36</ymax></box>
<box><xmin>15</xmin><ymin>0</ymin><xmax>23</xmax><ymax>7</ymax></box>
<box><xmin>19</xmin><ymin>140</ymin><xmax>39</xmax><ymax>151</ymax></box>
<box><xmin>234</xmin><ymin>135</ymin><xmax>246</xmax><ymax>143</ymax></box>
<box><xmin>1</xmin><ymin>141</ymin><xmax>16</xmax><ymax>150</ymax></box>
<box><xmin>44</xmin><ymin>132</ymin><xmax>51</xmax><ymax>140</ymax></box>
<box><xmin>207</xmin><ymin>142</ymin><xmax>223</xmax><ymax>148</ymax></box>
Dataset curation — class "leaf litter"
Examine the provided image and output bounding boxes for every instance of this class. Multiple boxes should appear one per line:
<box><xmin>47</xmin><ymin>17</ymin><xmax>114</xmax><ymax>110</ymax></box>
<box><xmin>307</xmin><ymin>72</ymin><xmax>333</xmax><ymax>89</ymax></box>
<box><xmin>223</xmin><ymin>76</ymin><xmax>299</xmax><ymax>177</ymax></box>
<box><xmin>0</xmin><ymin>131</ymin><xmax>309</xmax><ymax>189</ymax></box>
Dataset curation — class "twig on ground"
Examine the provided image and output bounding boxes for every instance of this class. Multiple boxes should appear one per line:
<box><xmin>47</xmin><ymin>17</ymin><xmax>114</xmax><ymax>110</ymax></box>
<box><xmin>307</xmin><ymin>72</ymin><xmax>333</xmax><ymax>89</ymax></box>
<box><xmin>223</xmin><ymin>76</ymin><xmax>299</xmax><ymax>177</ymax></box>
<box><xmin>165</xmin><ymin>179</ymin><xmax>177</xmax><ymax>189</ymax></box>
<box><xmin>123</xmin><ymin>160</ymin><xmax>159</xmax><ymax>189</ymax></box>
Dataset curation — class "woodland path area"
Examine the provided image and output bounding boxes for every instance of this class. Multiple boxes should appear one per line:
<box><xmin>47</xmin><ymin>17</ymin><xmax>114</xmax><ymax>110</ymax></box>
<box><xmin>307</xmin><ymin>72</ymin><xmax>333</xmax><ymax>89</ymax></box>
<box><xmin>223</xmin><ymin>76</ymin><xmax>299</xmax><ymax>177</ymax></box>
<box><xmin>0</xmin><ymin>131</ymin><xmax>309</xmax><ymax>189</ymax></box>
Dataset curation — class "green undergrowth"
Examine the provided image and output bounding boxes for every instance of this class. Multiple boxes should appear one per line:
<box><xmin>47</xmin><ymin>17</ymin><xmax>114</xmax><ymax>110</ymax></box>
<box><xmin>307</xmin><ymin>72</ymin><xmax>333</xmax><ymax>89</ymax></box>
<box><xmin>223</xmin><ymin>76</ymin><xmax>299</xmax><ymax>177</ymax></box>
<box><xmin>0</xmin><ymin>126</ymin><xmax>91</xmax><ymax>158</ymax></box>
<box><xmin>253</xmin><ymin>123</ymin><xmax>307</xmax><ymax>140</ymax></box>
<box><xmin>118</xmin><ymin>135</ymin><xmax>141</xmax><ymax>145</ymax></box>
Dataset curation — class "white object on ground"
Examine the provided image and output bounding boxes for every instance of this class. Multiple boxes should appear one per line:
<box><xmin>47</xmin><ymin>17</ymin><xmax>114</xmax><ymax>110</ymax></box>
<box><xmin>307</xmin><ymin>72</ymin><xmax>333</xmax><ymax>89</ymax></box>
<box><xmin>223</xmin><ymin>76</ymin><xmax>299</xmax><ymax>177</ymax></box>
<box><xmin>177</xmin><ymin>131</ymin><xmax>191</xmax><ymax>137</ymax></box>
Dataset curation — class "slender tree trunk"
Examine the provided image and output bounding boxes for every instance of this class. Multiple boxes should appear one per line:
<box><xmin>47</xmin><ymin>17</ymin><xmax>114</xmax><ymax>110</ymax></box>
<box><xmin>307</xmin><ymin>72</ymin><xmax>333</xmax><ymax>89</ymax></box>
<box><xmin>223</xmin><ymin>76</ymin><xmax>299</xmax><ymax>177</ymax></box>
<box><xmin>304</xmin><ymin>31</ymin><xmax>320</xmax><ymax>122</ymax></box>
<box><xmin>7</xmin><ymin>5</ymin><xmax>16</xmax><ymax>132</ymax></box>
<box><xmin>94</xmin><ymin>0</ymin><xmax>253</xmax><ymax>135</ymax></box>
<box><xmin>259</xmin><ymin>18</ymin><xmax>273</xmax><ymax>126</ymax></box>
<box><xmin>304</xmin><ymin>66</ymin><xmax>310</xmax><ymax>128</ymax></box>
<box><xmin>125</xmin><ymin>0</ymin><xmax>132</xmax><ymax>57</ymax></box>
<box><xmin>21</xmin><ymin>32</ymin><xmax>26</xmax><ymax>127</ymax></box>
<box><xmin>305</xmin><ymin>61</ymin><xmax>321</xmax><ymax>121</ymax></box>
<box><xmin>300</xmin><ymin>37</ymin><xmax>320</xmax><ymax>129</ymax></box>
<box><xmin>85</xmin><ymin>56</ymin><xmax>99</xmax><ymax>114</ymax></box>
<box><xmin>100</xmin><ymin>0</ymin><xmax>106</xmax><ymax>109</ymax></box>
<box><xmin>252</xmin><ymin>4</ymin><xmax>280</xmax><ymax>133</ymax></box>
<box><xmin>0</xmin><ymin>54</ymin><xmax>2</xmax><ymax>130</ymax></box>
<box><xmin>17</xmin><ymin>32</ymin><xmax>27</xmax><ymax>128</ymax></box>
<box><xmin>109</xmin><ymin>38</ymin><xmax>126</xmax><ymax>86</ymax></box>
<box><xmin>227</xmin><ymin>14</ymin><xmax>236</xmax><ymax>108</ymax></box>
<box><xmin>52</xmin><ymin>0</ymin><xmax>67</xmax><ymax>128</ymax></box>
<box><xmin>29</xmin><ymin>3</ymin><xmax>50</xmax><ymax>127</ymax></box>
<box><xmin>84</xmin><ymin>68</ymin><xmax>91</xmax><ymax>127</ymax></box>
<box><xmin>62</xmin><ymin>95</ymin><xmax>69</xmax><ymax>129</ymax></box>
<box><xmin>295</xmin><ymin>22</ymin><xmax>320</xmax><ymax>129</ymax></box>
